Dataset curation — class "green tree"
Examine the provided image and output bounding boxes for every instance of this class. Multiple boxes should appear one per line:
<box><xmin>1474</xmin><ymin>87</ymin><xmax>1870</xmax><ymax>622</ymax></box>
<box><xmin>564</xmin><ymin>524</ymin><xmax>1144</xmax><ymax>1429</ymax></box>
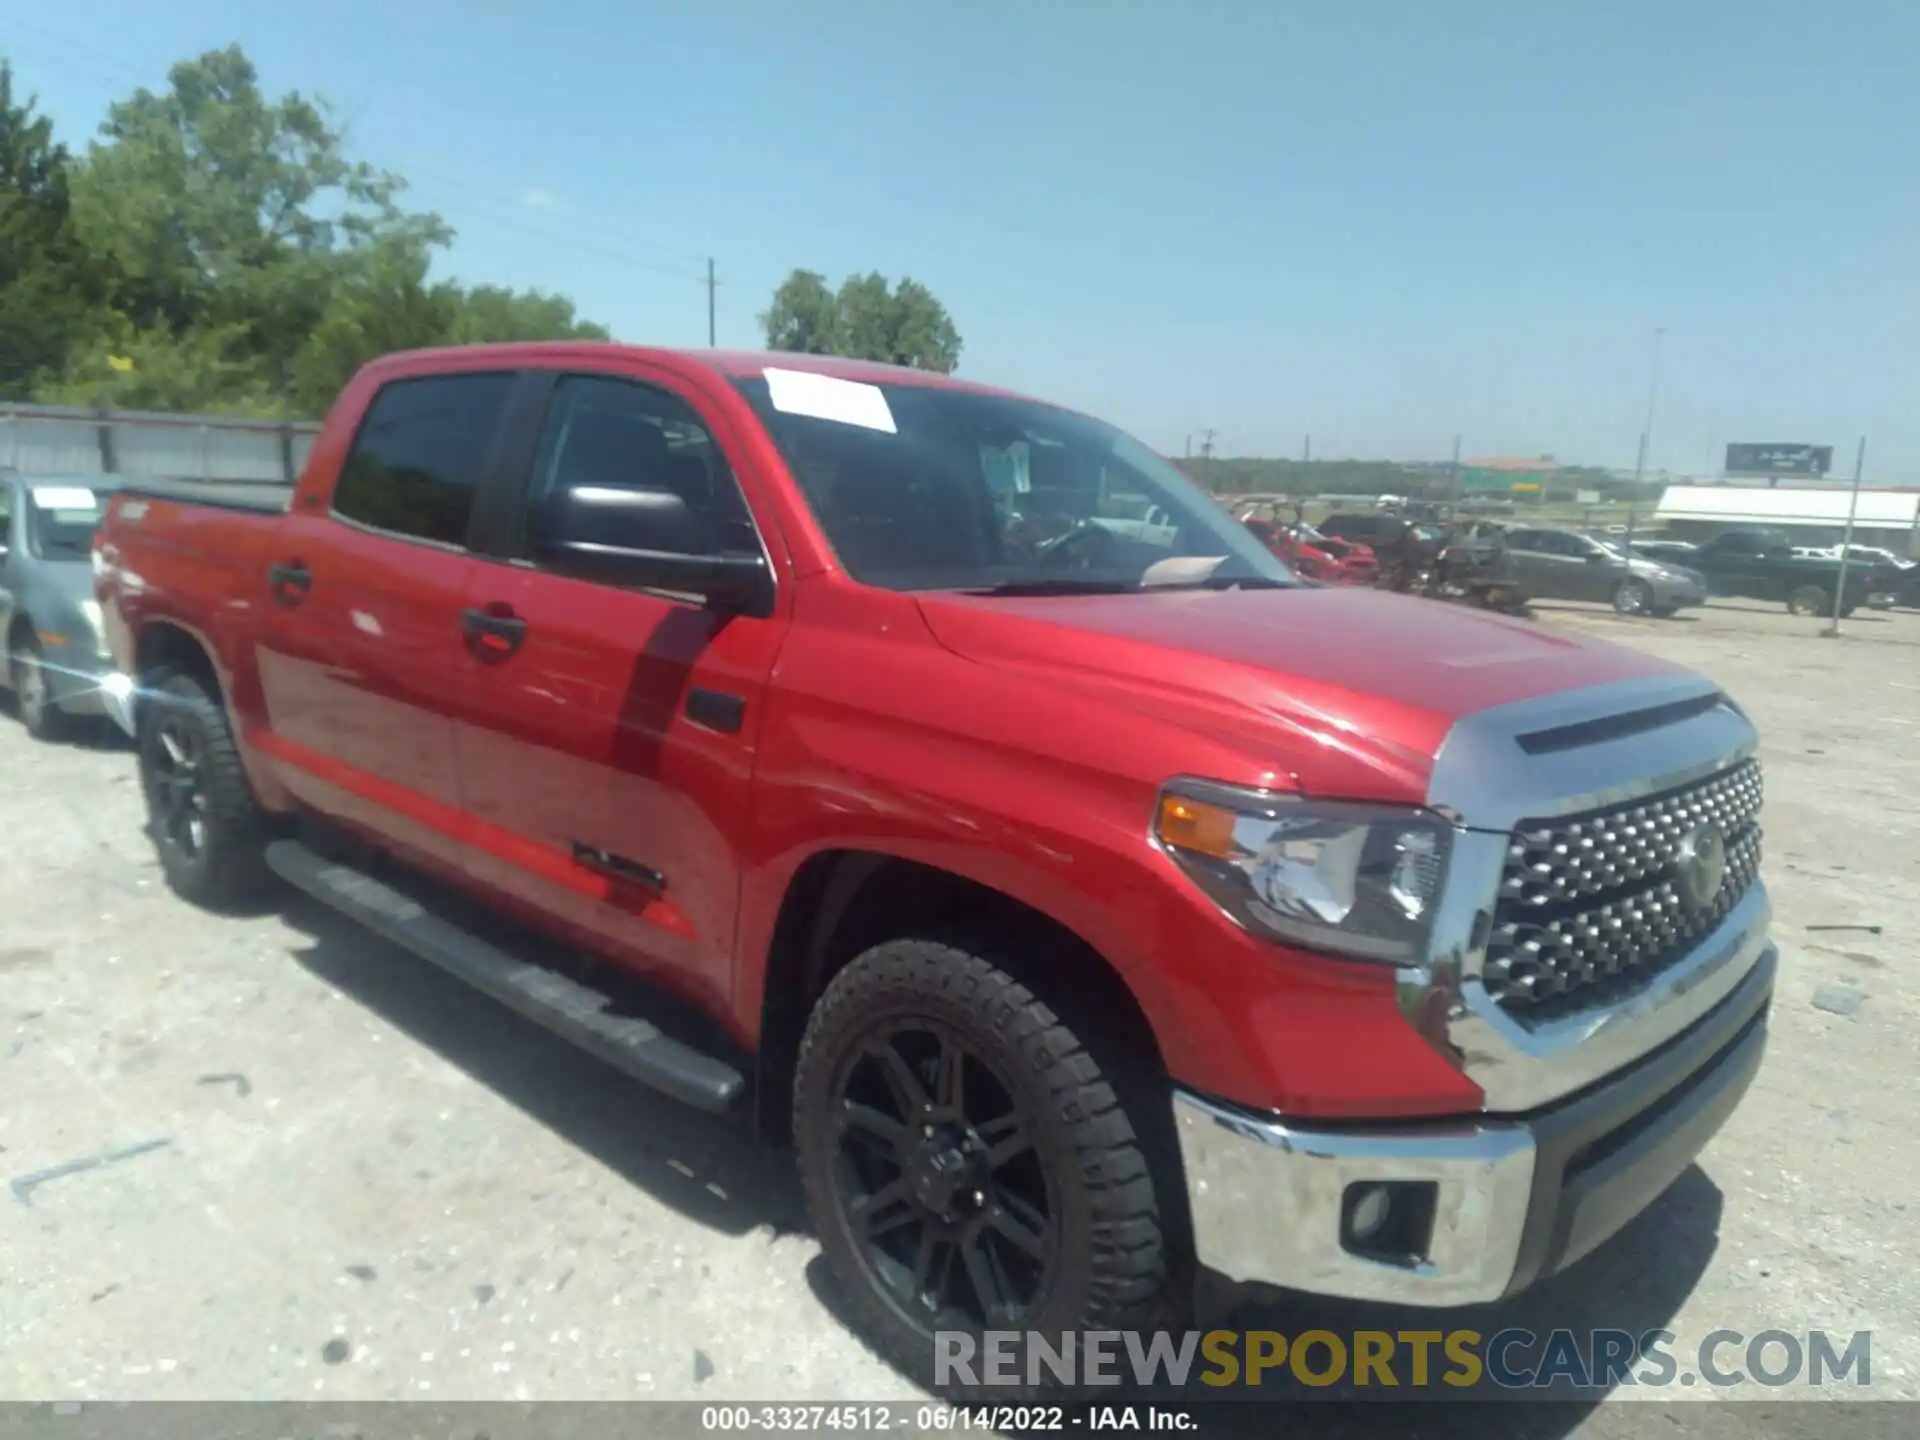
<box><xmin>760</xmin><ymin>268</ymin><xmax>840</xmax><ymax>354</ymax></box>
<box><xmin>0</xmin><ymin>60</ymin><xmax>107</xmax><ymax>398</ymax></box>
<box><xmin>28</xmin><ymin>44</ymin><xmax>609</xmax><ymax>416</ymax></box>
<box><xmin>444</xmin><ymin>284</ymin><xmax>609</xmax><ymax>346</ymax></box>
<box><xmin>761</xmin><ymin>268</ymin><xmax>963</xmax><ymax>372</ymax></box>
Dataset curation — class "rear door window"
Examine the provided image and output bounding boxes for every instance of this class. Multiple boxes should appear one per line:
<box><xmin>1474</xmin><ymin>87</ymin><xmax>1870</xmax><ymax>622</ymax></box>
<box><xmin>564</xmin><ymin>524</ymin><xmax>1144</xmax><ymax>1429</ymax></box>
<box><xmin>333</xmin><ymin>373</ymin><xmax>516</xmax><ymax>547</ymax></box>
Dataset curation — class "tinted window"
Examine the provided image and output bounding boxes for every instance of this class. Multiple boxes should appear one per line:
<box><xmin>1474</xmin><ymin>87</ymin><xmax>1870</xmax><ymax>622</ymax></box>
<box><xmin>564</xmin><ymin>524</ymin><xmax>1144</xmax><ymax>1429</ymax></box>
<box><xmin>334</xmin><ymin>374</ymin><xmax>515</xmax><ymax>546</ymax></box>
<box><xmin>1533</xmin><ymin>531</ymin><xmax>1584</xmax><ymax>557</ymax></box>
<box><xmin>736</xmin><ymin>375</ymin><xmax>1290</xmax><ymax>593</ymax></box>
<box><xmin>527</xmin><ymin>375</ymin><xmax>756</xmax><ymax>558</ymax></box>
<box><xmin>1505</xmin><ymin>528</ymin><xmax>1545</xmax><ymax>551</ymax></box>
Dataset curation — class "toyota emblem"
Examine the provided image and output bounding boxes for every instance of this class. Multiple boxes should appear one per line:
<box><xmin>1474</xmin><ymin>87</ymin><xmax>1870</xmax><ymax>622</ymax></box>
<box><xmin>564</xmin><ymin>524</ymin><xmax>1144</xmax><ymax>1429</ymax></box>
<box><xmin>1675</xmin><ymin>824</ymin><xmax>1728</xmax><ymax>915</ymax></box>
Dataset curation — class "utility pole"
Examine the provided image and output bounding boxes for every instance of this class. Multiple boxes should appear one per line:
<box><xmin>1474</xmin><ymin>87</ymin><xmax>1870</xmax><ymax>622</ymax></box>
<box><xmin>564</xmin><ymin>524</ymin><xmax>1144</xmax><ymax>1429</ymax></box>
<box><xmin>1302</xmin><ymin>434</ymin><xmax>1311</xmax><ymax>464</ymax></box>
<box><xmin>1198</xmin><ymin>428</ymin><xmax>1216</xmax><ymax>462</ymax></box>
<box><xmin>706</xmin><ymin>258</ymin><xmax>717</xmax><ymax>347</ymax></box>
<box><xmin>1449</xmin><ymin>433</ymin><xmax>1461</xmax><ymax>499</ymax></box>
<box><xmin>1623</xmin><ymin>327</ymin><xmax>1666</xmax><ymax>552</ymax></box>
<box><xmin>1823</xmin><ymin>436</ymin><xmax>1868</xmax><ymax>637</ymax></box>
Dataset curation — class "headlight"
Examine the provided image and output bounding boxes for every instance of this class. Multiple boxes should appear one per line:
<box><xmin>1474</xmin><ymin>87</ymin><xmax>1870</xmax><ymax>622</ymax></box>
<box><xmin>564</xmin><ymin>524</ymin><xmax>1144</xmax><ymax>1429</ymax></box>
<box><xmin>81</xmin><ymin>599</ymin><xmax>105</xmax><ymax>633</ymax></box>
<box><xmin>1155</xmin><ymin>780</ymin><xmax>1453</xmax><ymax>963</ymax></box>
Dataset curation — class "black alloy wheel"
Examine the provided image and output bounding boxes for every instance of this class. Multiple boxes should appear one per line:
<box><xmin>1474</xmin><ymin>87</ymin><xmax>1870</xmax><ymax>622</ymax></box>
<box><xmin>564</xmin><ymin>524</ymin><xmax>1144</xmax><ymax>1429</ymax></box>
<box><xmin>794</xmin><ymin>938</ymin><xmax>1184</xmax><ymax>1395</ymax></box>
<box><xmin>831</xmin><ymin>1021</ymin><xmax>1057</xmax><ymax>1332</ymax></box>
<box><xmin>135</xmin><ymin>670</ymin><xmax>267</xmax><ymax>906</ymax></box>
<box><xmin>145</xmin><ymin>711</ymin><xmax>211</xmax><ymax>862</ymax></box>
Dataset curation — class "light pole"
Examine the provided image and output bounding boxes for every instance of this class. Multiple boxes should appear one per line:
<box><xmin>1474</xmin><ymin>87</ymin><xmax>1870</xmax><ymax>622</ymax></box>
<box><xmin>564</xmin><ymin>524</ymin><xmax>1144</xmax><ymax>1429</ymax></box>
<box><xmin>1623</xmin><ymin>327</ymin><xmax>1666</xmax><ymax>551</ymax></box>
<box><xmin>1822</xmin><ymin>437</ymin><xmax>1868</xmax><ymax>637</ymax></box>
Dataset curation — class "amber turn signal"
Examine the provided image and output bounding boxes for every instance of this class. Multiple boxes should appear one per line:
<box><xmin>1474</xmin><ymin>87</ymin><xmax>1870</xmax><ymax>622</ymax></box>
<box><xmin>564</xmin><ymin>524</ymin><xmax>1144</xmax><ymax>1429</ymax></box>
<box><xmin>1156</xmin><ymin>793</ymin><xmax>1238</xmax><ymax>859</ymax></box>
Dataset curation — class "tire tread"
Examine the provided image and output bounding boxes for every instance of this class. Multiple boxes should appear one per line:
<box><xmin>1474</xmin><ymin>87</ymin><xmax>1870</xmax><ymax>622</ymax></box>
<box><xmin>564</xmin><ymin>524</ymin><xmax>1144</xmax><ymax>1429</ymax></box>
<box><xmin>793</xmin><ymin>937</ymin><xmax>1184</xmax><ymax>1392</ymax></box>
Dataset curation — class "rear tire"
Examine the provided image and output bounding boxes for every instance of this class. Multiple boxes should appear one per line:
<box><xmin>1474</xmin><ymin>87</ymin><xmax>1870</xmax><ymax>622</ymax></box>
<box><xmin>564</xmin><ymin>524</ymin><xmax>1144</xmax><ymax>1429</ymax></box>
<box><xmin>793</xmin><ymin>938</ymin><xmax>1185</xmax><ymax>1394</ymax></box>
<box><xmin>1787</xmin><ymin>584</ymin><xmax>1830</xmax><ymax>617</ymax></box>
<box><xmin>10</xmin><ymin>630</ymin><xmax>70</xmax><ymax>742</ymax></box>
<box><xmin>136</xmin><ymin>671</ymin><xmax>267</xmax><ymax>907</ymax></box>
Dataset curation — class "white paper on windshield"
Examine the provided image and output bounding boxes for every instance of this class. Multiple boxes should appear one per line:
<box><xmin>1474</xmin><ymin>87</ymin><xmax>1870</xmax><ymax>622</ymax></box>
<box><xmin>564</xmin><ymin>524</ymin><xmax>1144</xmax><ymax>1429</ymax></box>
<box><xmin>1141</xmin><ymin>556</ymin><xmax>1227</xmax><ymax>588</ymax></box>
<box><xmin>32</xmin><ymin>486</ymin><xmax>100</xmax><ymax>511</ymax></box>
<box><xmin>764</xmin><ymin>367</ymin><xmax>897</xmax><ymax>433</ymax></box>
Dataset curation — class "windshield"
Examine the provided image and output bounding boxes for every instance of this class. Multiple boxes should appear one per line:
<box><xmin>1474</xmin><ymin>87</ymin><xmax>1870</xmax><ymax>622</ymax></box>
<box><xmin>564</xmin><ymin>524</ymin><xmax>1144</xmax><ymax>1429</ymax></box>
<box><xmin>26</xmin><ymin>487</ymin><xmax>108</xmax><ymax>560</ymax></box>
<box><xmin>734</xmin><ymin>375</ymin><xmax>1294</xmax><ymax>593</ymax></box>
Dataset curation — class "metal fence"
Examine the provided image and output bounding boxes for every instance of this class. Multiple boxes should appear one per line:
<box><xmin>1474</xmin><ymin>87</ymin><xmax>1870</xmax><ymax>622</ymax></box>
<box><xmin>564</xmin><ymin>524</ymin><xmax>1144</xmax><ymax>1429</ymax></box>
<box><xmin>0</xmin><ymin>402</ymin><xmax>320</xmax><ymax>486</ymax></box>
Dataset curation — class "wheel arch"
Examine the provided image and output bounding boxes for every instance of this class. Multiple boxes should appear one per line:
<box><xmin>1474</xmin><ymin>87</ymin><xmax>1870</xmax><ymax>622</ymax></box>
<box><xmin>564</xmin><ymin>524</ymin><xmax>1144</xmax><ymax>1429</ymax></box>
<box><xmin>753</xmin><ymin>849</ymin><xmax>1169</xmax><ymax>1147</ymax></box>
<box><xmin>132</xmin><ymin>619</ymin><xmax>226</xmax><ymax>724</ymax></box>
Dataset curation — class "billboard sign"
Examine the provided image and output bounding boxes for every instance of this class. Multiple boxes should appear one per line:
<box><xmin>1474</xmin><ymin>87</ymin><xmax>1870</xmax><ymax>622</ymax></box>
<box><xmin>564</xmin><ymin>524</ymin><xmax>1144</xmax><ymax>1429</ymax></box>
<box><xmin>1724</xmin><ymin>443</ymin><xmax>1833</xmax><ymax>478</ymax></box>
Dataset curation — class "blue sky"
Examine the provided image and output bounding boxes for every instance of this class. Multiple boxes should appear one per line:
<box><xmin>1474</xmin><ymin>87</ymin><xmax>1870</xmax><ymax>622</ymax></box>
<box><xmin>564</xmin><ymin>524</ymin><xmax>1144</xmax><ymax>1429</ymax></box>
<box><xmin>7</xmin><ymin>0</ymin><xmax>1916</xmax><ymax>475</ymax></box>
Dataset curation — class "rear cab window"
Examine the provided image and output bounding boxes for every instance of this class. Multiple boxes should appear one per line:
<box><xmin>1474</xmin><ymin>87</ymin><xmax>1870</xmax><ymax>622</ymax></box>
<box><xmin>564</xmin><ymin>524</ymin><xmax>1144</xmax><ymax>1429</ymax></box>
<box><xmin>333</xmin><ymin>373</ymin><xmax>517</xmax><ymax>547</ymax></box>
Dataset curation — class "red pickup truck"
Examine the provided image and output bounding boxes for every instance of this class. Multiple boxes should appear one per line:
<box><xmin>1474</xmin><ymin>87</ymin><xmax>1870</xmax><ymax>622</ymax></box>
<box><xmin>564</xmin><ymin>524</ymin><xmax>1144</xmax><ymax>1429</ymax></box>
<box><xmin>95</xmin><ymin>343</ymin><xmax>1774</xmax><ymax>1382</ymax></box>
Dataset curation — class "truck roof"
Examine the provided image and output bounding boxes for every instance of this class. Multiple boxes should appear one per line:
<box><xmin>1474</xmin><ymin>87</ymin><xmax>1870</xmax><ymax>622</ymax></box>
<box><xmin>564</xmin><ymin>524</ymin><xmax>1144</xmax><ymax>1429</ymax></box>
<box><xmin>361</xmin><ymin>342</ymin><xmax>1020</xmax><ymax>399</ymax></box>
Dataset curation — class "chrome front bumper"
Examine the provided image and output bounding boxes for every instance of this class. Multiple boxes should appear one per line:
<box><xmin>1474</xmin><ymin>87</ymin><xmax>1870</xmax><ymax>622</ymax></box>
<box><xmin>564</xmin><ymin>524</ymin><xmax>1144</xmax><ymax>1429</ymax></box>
<box><xmin>1174</xmin><ymin>943</ymin><xmax>1774</xmax><ymax>1305</ymax></box>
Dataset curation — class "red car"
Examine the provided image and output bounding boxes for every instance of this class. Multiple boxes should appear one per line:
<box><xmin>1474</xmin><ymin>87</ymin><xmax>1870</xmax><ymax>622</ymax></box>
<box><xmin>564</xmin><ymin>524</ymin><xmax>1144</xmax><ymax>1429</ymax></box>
<box><xmin>95</xmin><ymin>344</ymin><xmax>1774</xmax><ymax>1382</ymax></box>
<box><xmin>1236</xmin><ymin>504</ymin><xmax>1379</xmax><ymax>584</ymax></box>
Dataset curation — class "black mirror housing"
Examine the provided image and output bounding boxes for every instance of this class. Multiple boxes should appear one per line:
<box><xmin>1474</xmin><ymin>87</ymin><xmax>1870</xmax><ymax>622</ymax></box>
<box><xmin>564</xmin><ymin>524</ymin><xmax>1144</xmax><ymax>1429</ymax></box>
<box><xmin>531</xmin><ymin>483</ymin><xmax>775</xmax><ymax>617</ymax></box>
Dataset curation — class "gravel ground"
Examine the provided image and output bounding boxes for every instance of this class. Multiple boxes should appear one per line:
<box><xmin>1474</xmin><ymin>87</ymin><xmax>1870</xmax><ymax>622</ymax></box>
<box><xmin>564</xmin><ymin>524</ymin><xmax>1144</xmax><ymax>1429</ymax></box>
<box><xmin>1</xmin><ymin>597</ymin><xmax>1914</xmax><ymax>1437</ymax></box>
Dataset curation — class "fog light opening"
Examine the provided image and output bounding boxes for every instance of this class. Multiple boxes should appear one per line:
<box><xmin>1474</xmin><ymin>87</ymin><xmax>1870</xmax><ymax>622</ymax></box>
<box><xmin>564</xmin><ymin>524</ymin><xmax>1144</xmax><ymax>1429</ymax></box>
<box><xmin>1340</xmin><ymin>1180</ymin><xmax>1439</xmax><ymax>1266</ymax></box>
<box><xmin>1348</xmin><ymin>1184</ymin><xmax>1391</xmax><ymax>1241</ymax></box>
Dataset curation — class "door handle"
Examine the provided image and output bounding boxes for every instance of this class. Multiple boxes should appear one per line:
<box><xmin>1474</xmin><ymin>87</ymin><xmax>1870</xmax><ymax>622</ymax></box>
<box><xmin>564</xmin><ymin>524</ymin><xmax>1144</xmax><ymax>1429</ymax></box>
<box><xmin>267</xmin><ymin>560</ymin><xmax>311</xmax><ymax>607</ymax></box>
<box><xmin>462</xmin><ymin>604</ymin><xmax>526</xmax><ymax>660</ymax></box>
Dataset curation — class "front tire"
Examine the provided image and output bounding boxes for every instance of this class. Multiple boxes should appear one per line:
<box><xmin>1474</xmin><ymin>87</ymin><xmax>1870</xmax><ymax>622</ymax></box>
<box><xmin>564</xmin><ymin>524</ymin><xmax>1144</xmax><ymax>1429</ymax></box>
<box><xmin>793</xmin><ymin>938</ymin><xmax>1184</xmax><ymax>1393</ymax></box>
<box><xmin>136</xmin><ymin>671</ymin><xmax>267</xmax><ymax>907</ymax></box>
<box><xmin>1612</xmin><ymin>578</ymin><xmax>1652</xmax><ymax>616</ymax></box>
<box><xmin>10</xmin><ymin>630</ymin><xmax>70</xmax><ymax>742</ymax></box>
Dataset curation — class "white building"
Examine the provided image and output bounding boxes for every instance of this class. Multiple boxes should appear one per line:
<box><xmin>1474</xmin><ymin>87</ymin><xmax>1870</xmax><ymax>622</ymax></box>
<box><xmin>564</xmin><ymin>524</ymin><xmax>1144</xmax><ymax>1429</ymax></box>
<box><xmin>1653</xmin><ymin>485</ymin><xmax>1920</xmax><ymax>557</ymax></box>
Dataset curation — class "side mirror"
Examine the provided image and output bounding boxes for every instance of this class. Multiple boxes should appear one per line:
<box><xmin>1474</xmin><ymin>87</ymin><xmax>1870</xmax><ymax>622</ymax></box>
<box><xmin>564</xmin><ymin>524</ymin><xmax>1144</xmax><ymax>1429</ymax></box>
<box><xmin>1586</xmin><ymin>550</ymin><xmax>1611</xmax><ymax>564</ymax></box>
<box><xmin>532</xmin><ymin>484</ymin><xmax>774</xmax><ymax>618</ymax></box>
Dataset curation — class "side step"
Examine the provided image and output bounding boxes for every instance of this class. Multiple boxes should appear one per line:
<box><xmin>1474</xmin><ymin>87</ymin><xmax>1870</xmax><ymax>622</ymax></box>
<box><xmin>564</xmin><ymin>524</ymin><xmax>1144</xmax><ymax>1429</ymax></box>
<box><xmin>265</xmin><ymin>839</ymin><xmax>746</xmax><ymax>1113</ymax></box>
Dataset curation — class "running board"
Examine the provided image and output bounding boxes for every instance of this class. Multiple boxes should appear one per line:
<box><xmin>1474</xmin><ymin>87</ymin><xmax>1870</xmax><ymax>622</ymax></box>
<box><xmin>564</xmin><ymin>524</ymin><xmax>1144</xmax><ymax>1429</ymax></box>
<box><xmin>265</xmin><ymin>839</ymin><xmax>745</xmax><ymax>1113</ymax></box>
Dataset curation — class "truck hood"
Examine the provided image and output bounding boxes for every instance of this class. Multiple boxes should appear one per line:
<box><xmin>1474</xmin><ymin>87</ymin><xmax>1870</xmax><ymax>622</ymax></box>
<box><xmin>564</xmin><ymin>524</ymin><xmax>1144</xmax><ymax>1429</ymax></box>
<box><xmin>916</xmin><ymin>585</ymin><xmax>1687</xmax><ymax>800</ymax></box>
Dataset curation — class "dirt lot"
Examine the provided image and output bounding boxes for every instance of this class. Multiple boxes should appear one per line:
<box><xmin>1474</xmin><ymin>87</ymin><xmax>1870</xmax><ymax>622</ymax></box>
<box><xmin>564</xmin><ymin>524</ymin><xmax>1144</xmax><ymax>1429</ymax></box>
<box><xmin>1</xmin><ymin>598</ymin><xmax>1914</xmax><ymax>1435</ymax></box>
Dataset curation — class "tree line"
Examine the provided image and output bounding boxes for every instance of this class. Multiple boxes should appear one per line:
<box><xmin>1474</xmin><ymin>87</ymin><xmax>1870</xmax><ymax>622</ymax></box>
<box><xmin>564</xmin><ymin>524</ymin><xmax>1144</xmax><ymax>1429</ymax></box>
<box><xmin>1</xmin><ymin>44</ymin><xmax>970</xmax><ymax>424</ymax></box>
<box><xmin>0</xmin><ymin>47</ymin><xmax>610</xmax><ymax>418</ymax></box>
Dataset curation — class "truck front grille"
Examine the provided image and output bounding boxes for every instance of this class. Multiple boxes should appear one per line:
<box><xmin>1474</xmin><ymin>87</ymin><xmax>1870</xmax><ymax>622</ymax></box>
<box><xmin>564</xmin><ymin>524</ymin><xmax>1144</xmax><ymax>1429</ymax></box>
<box><xmin>1484</xmin><ymin>759</ymin><xmax>1763</xmax><ymax>1018</ymax></box>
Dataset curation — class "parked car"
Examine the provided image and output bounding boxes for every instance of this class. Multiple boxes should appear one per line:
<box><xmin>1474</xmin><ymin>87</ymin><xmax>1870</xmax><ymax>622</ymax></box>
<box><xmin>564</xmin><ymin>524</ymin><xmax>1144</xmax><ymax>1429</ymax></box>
<box><xmin>1824</xmin><ymin>544</ymin><xmax>1920</xmax><ymax>608</ymax></box>
<box><xmin>0</xmin><ymin>470</ymin><xmax>127</xmax><ymax>739</ymax></box>
<box><xmin>1689</xmin><ymin>527</ymin><xmax>1886</xmax><ymax>616</ymax></box>
<box><xmin>95</xmin><ymin>344</ymin><xmax>1775</xmax><ymax>1383</ymax></box>
<box><xmin>1503</xmin><ymin>526</ymin><xmax>1708</xmax><ymax>617</ymax></box>
<box><xmin>1236</xmin><ymin>503</ymin><xmax>1378</xmax><ymax>584</ymax></box>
